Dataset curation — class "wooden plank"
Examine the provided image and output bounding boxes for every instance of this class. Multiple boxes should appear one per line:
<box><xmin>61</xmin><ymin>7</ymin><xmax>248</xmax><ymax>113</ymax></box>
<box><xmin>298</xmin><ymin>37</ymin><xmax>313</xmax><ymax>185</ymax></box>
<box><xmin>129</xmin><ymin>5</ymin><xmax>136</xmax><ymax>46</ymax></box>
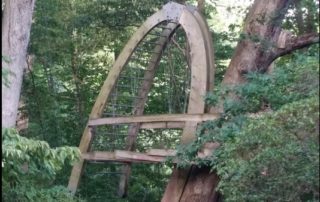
<box><xmin>192</xmin><ymin>10</ymin><xmax>216</xmax><ymax>114</ymax></box>
<box><xmin>68</xmin><ymin>127</ymin><xmax>95</xmax><ymax>193</ymax></box>
<box><xmin>147</xmin><ymin>149</ymin><xmax>176</xmax><ymax>157</ymax></box>
<box><xmin>179</xmin><ymin>7</ymin><xmax>208</xmax><ymax>144</ymax></box>
<box><xmin>116</xmin><ymin>150</ymin><xmax>166</xmax><ymax>163</ymax></box>
<box><xmin>82</xmin><ymin>151</ymin><xmax>170</xmax><ymax>163</ymax></box>
<box><xmin>161</xmin><ymin>167</ymin><xmax>191</xmax><ymax>202</ymax></box>
<box><xmin>88</xmin><ymin>114</ymin><xmax>219</xmax><ymax>126</ymax></box>
<box><xmin>82</xmin><ymin>145</ymin><xmax>218</xmax><ymax>162</ymax></box>
<box><xmin>180</xmin><ymin>166</ymin><xmax>220</xmax><ymax>202</ymax></box>
<box><xmin>82</xmin><ymin>151</ymin><xmax>115</xmax><ymax>161</ymax></box>
<box><xmin>140</xmin><ymin>121</ymin><xmax>184</xmax><ymax>129</ymax></box>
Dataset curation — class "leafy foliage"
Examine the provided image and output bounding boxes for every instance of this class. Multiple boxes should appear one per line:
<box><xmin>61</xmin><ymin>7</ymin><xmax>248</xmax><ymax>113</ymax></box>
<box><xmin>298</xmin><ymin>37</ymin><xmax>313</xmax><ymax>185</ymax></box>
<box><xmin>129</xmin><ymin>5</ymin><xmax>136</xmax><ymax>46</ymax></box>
<box><xmin>2</xmin><ymin>128</ymin><xmax>81</xmax><ymax>201</ymax></box>
<box><xmin>2</xmin><ymin>182</ymin><xmax>83</xmax><ymax>202</ymax></box>
<box><xmin>174</xmin><ymin>51</ymin><xmax>319</xmax><ymax>201</ymax></box>
<box><xmin>215</xmin><ymin>96</ymin><xmax>319</xmax><ymax>201</ymax></box>
<box><xmin>206</xmin><ymin>52</ymin><xmax>319</xmax><ymax>116</ymax></box>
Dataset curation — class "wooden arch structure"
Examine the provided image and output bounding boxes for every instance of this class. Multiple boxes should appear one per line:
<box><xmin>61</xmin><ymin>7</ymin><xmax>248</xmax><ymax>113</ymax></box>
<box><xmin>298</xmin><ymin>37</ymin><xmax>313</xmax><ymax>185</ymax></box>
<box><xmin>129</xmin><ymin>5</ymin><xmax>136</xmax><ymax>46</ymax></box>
<box><xmin>68</xmin><ymin>2</ymin><xmax>219</xmax><ymax>200</ymax></box>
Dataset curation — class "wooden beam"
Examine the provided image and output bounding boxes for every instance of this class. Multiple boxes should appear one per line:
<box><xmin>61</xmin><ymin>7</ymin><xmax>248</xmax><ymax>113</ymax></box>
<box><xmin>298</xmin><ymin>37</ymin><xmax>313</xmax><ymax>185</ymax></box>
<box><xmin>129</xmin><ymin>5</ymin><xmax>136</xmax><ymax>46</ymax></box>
<box><xmin>179</xmin><ymin>166</ymin><xmax>220</xmax><ymax>202</ymax></box>
<box><xmin>162</xmin><ymin>7</ymin><xmax>210</xmax><ymax>201</ymax></box>
<box><xmin>192</xmin><ymin>9</ymin><xmax>216</xmax><ymax>114</ymax></box>
<box><xmin>162</xmin><ymin>167</ymin><xmax>191</xmax><ymax>202</ymax></box>
<box><xmin>83</xmin><ymin>145</ymin><xmax>218</xmax><ymax>163</ymax></box>
<box><xmin>82</xmin><ymin>150</ymin><xmax>173</xmax><ymax>163</ymax></box>
<box><xmin>82</xmin><ymin>151</ymin><xmax>115</xmax><ymax>161</ymax></box>
<box><xmin>88</xmin><ymin>114</ymin><xmax>219</xmax><ymax>126</ymax></box>
<box><xmin>147</xmin><ymin>149</ymin><xmax>176</xmax><ymax>157</ymax></box>
<box><xmin>140</xmin><ymin>121</ymin><xmax>185</xmax><ymax>129</ymax></box>
<box><xmin>116</xmin><ymin>150</ymin><xmax>166</xmax><ymax>163</ymax></box>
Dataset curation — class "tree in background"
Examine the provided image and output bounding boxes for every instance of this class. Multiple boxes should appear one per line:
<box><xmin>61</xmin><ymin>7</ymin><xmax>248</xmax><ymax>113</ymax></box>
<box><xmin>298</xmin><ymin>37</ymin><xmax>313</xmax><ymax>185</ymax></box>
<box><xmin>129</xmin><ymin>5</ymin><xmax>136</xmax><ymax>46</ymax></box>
<box><xmin>2</xmin><ymin>1</ymin><xmax>81</xmax><ymax>201</ymax></box>
<box><xmin>2</xmin><ymin>0</ymin><xmax>36</xmax><ymax>127</ymax></box>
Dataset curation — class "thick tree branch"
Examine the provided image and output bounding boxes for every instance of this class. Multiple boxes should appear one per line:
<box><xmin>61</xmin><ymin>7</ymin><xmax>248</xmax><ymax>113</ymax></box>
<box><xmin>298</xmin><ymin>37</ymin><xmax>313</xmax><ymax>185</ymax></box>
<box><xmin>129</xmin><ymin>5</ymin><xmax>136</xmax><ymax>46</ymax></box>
<box><xmin>275</xmin><ymin>32</ymin><xmax>319</xmax><ymax>58</ymax></box>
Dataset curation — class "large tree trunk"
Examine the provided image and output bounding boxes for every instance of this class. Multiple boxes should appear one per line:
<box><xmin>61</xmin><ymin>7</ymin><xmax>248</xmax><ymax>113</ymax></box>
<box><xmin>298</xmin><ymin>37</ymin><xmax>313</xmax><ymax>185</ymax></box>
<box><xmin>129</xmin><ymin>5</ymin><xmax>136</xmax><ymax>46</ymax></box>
<box><xmin>222</xmin><ymin>0</ymin><xmax>318</xmax><ymax>86</ymax></box>
<box><xmin>2</xmin><ymin>0</ymin><xmax>36</xmax><ymax>128</ymax></box>
<box><xmin>162</xmin><ymin>0</ymin><xmax>319</xmax><ymax>201</ymax></box>
<box><xmin>222</xmin><ymin>0</ymin><xmax>291</xmax><ymax>86</ymax></box>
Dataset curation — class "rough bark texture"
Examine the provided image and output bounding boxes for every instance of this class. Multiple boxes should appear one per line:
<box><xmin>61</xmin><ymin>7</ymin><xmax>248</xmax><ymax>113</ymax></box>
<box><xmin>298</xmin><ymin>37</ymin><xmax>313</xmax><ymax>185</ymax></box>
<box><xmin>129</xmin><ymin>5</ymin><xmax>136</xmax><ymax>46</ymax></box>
<box><xmin>2</xmin><ymin>0</ymin><xmax>36</xmax><ymax>128</ymax></box>
<box><xmin>222</xmin><ymin>0</ymin><xmax>319</xmax><ymax>87</ymax></box>
<box><xmin>222</xmin><ymin>0</ymin><xmax>291</xmax><ymax>86</ymax></box>
<box><xmin>275</xmin><ymin>32</ymin><xmax>319</xmax><ymax>57</ymax></box>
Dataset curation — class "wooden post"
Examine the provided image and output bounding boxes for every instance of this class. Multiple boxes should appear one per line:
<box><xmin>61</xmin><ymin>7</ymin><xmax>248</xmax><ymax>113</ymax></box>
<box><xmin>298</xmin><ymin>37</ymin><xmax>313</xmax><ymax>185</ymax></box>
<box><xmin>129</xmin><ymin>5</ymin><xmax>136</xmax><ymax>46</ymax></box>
<box><xmin>162</xmin><ymin>7</ymin><xmax>212</xmax><ymax>202</ymax></box>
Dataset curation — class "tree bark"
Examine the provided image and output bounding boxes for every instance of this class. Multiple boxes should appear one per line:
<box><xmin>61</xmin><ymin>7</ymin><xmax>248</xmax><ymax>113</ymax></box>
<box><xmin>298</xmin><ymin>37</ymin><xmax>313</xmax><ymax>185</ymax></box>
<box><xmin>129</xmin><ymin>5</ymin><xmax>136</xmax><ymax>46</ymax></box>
<box><xmin>222</xmin><ymin>0</ymin><xmax>319</xmax><ymax>87</ymax></box>
<box><xmin>197</xmin><ymin>0</ymin><xmax>205</xmax><ymax>12</ymax></box>
<box><xmin>2</xmin><ymin>0</ymin><xmax>36</xmax><ymax>128</ymax></box>
<box><xmin>222</xmin><ymin>0</ymin><xmax>291</xmax><ymax>86</ymax></box>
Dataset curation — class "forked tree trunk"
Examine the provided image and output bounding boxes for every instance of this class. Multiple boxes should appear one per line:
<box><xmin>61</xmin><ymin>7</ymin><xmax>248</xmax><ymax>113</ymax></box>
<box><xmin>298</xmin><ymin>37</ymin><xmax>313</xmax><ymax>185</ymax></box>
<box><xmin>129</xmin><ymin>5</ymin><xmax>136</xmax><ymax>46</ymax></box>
<box><xmin>222</xmin><ymin>0</ymin><xmax>318</xmax><ymax>87</ymax></box>
<box><xmin>2</xmin><ymin>0</ymin><xmax>36</xmax><ymax>128</ymax></box>
<box><xmin>162</xmin><ymin>0</ymin><xmax>319</xmax><ymax>201</ymax></box>
<box><xmin>222</xmin><ymin>0</ymin><xmax>291</xmax><ymax>86</ymax></box>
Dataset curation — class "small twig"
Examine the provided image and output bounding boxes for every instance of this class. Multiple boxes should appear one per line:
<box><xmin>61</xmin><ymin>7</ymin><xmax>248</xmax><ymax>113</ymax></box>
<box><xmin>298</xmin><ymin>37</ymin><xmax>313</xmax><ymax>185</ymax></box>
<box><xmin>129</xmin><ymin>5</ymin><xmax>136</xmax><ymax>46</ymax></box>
<box><xmin>171</xmin><ymin>38</ymin><xmax>186</xmax><ymax>56</ymax></box>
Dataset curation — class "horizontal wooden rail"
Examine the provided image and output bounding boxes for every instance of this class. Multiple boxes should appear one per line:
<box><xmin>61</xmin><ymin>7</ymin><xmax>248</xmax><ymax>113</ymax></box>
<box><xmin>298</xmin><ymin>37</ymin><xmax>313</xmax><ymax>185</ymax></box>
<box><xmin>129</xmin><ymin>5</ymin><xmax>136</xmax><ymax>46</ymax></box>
<box><xmin>140</xmin><ymin>121</ymin><xmax>185</xmax><ymax>129</ymax></box>
<box><xmin>88</xmin><ymin>113</ymin><xmax>220</xmax><ymax>126</ymax></box>
<box><xmin>147</xmin><ymin>149</ymin><xmax>176</xmax><ymax>156</ymax></box>
<box><xmin>82</xmin><ymin>144</ymin><xmax>219</xmax><ymax>164</ymax></box>
<box><xmin>82</xmin><ymin>150</ymin><xmax>172</xmax><ymax>163</ymax></box>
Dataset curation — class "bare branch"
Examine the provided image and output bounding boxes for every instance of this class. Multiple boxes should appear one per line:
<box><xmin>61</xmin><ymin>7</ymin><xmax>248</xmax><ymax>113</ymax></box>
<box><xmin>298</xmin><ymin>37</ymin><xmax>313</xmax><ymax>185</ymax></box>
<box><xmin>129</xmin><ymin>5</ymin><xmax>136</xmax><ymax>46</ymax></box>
<box><xmin>171</xmin><ymin>38</ymin><xmax>186</xmax><ymax>56</ymax></box>
<box><xmin>275</xmin><ymin>32</ymin><xmax>319</xmax><ymax>58</ymax></box>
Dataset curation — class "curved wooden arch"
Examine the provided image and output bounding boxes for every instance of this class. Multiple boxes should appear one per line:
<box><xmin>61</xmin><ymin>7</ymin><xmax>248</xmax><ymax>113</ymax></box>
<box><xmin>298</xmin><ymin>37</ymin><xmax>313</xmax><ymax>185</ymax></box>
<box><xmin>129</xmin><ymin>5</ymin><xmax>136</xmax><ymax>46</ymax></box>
<box><xmin>68</xmin><ymin>2</ymin><xmax>215</xmax><ymax>196</ymax></box>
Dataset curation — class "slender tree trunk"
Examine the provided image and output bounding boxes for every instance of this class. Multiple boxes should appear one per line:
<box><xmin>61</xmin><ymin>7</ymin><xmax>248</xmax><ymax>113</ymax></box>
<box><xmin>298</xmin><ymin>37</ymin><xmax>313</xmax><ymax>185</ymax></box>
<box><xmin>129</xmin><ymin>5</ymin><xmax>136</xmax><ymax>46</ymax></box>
<box><xmin>294</xmin><ymin>0</ymin><xmax>304</xmax><ymax>35</ymax></box>
<box><xmin>197</xmin><ymin>0</ymin><xmax>205</xmax><ymax>12</ymax></box>
<box><xmin>2</xmin><ymin>0</ymin><xmax>36</xmax><ymax>128</ymax></box>
<box><xmin>71</xmin><ymin>47</ymin><xmax>84</xmax><ymax>123</ymax></box>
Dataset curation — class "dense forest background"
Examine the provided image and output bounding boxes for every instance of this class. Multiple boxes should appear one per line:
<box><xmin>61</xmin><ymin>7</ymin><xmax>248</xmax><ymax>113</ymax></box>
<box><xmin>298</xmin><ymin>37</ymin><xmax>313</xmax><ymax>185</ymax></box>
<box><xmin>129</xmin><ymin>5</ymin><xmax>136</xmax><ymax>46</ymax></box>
<box><xmin>2</xmin><ymin>0</ymin><xmax>319</xmax><ymax>201</ymax></box>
